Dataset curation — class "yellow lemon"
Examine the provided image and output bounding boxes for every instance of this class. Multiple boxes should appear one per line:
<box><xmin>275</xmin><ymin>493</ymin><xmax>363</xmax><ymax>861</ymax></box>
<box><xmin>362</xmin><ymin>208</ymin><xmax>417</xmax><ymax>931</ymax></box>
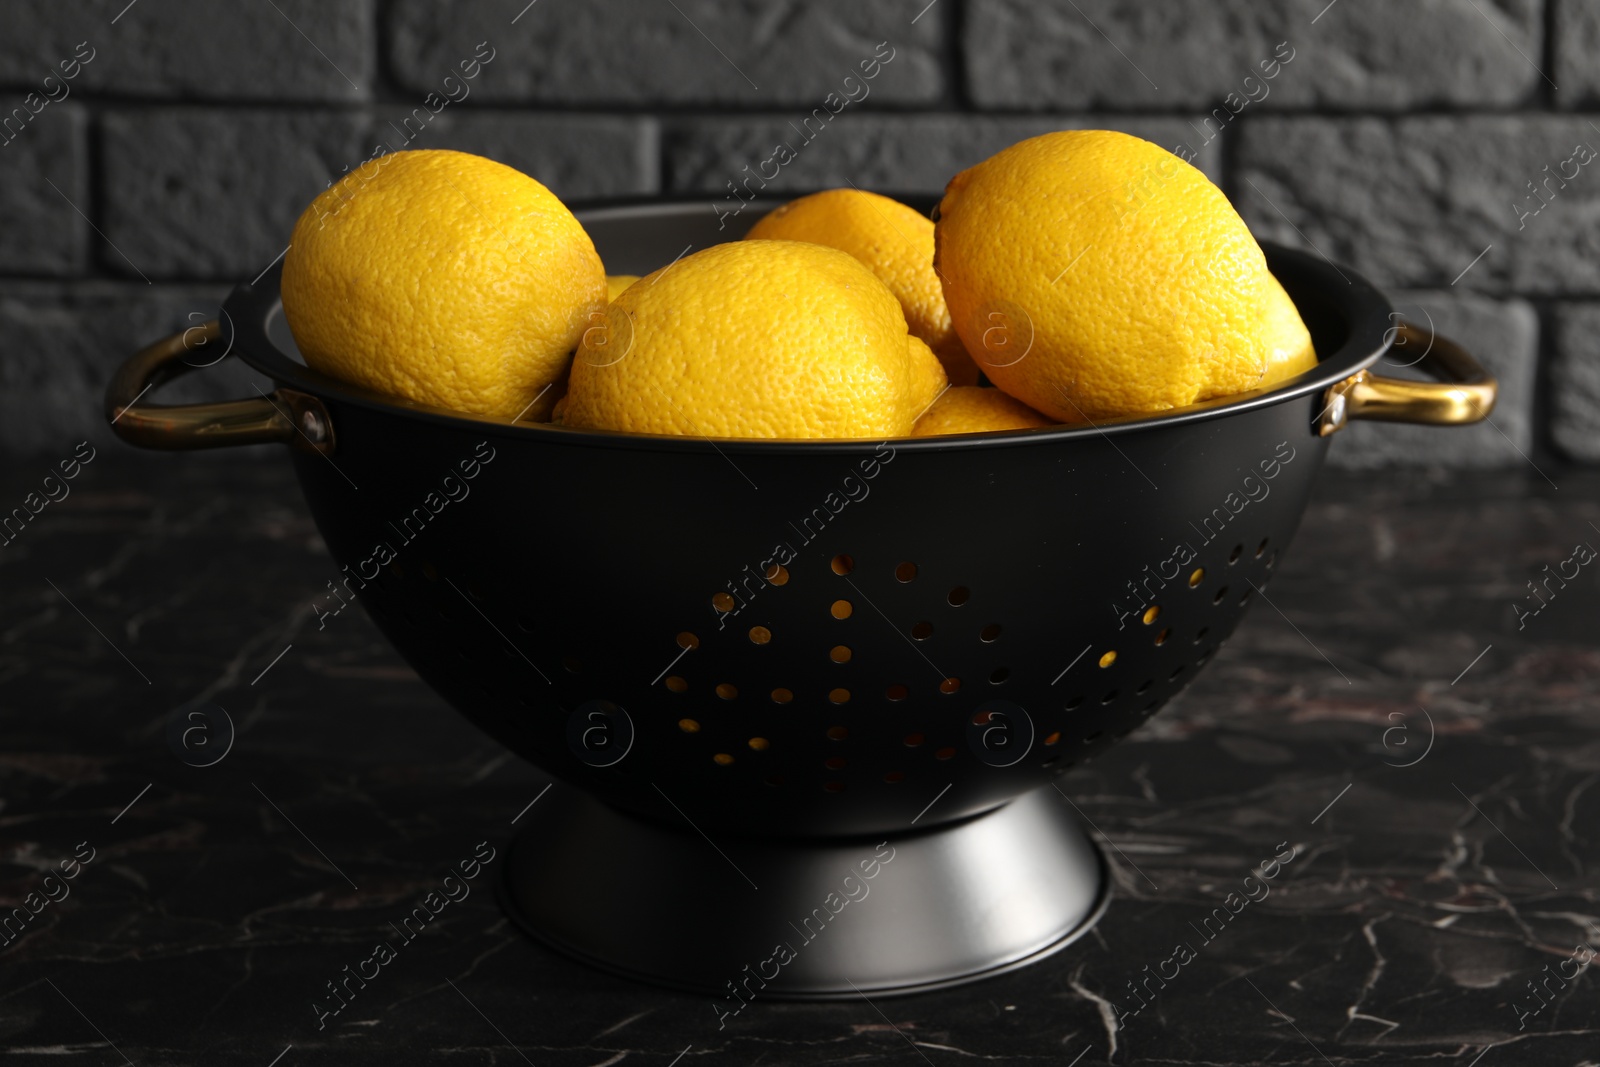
<box><xmin>1256</xmin><ymin>274</ymin><xmax>1318</xmax><ymax>388</ymax></box>
<box><xmin>913</xmin><ymin>387</ymin><xmax>1053</xmax><ymax>436</ymax></box>
<box><xmin>745</xmin><ymin>189</ymin><xmax>980</xmax><ymax>386</ymax></box>
<box><xmin>606</xmin><ymin>274</ymin><xmax>640</xmax><ymax>302</ymax></box>
<box><xmin>541</xmin><ymin>270</ymin><xmax>643</xmax><ymax>423</ymax></box>
<box><xmin>936</xmin><ymin>130</ymin><xmax>1286</xmax><ymax>422</ymax></box>
<box><xmin>563</xmin><ymin>240</ymin><xmax>920</xmax><ymax>439</ymax></box>
<box><xmin>281</xmin><ymin>149</ymin><xmax>604</xmax><ymax>419</ymax></box>
<box><xmin>520</xmin><ymin>380</ymin><xmax>567</xmax><ymax>423</ymax></box>
<box><xmin>533</xmin><ymin>281</ymin><xmax>637</xmax><ymax>423</ymax></box>
<box><xmin>906</xmin><ymin>335</ymin><xmax>950</xmax><ymax>423</ymax></box>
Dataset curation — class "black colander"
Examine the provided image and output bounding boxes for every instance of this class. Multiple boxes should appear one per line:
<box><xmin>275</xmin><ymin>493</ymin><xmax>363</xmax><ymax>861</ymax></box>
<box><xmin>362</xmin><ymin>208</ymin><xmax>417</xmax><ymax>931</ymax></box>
<box><xmin>106</xmin><ymin>197</ymin><xmax>1496</xmax><ymax>998</ymax></box>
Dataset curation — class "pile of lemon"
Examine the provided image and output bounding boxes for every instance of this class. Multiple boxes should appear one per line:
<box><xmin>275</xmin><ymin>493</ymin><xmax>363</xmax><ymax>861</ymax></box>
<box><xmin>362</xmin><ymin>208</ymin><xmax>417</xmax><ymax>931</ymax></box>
<box><xmin>281</xmin><ymin>131</ymin><xmax>1317</xmax><ymax>440</ymax></box>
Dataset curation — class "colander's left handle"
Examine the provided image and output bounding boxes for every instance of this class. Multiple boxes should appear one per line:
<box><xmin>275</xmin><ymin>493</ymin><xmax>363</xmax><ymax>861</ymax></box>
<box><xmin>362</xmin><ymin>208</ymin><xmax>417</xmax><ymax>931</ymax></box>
<box><xmin>105</xmin><ymin>319</ymin><xmax>335</xmax><ymax>453</ymax></box>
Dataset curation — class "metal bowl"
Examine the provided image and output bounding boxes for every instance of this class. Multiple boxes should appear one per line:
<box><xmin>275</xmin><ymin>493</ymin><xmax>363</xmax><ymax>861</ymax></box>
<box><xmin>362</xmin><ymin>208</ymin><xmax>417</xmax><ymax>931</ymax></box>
<box><xmin>106</xmin><ymin>197</ymin><xmax>1495</xmax><ymax>998</ymax></box>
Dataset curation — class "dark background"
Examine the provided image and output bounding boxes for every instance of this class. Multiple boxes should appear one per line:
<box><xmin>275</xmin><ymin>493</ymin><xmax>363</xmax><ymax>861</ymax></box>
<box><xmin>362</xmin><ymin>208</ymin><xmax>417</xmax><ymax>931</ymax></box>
<box><xmin>3</xmin><ymin>5</ymin><xmax>1600</xmax><ymax>1066</ymax></box>
<box><xmin>0</xmin><ymin>0</ymin><xmax>1595</xmax><ymax>466</ymax></box>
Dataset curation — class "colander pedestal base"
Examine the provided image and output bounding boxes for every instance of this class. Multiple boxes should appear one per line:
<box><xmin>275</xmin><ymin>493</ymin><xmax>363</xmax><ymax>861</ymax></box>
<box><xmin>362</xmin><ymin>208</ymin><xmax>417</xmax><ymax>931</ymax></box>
<box><xmin>499</xmin><ymin>783</ymin><xmax>1109</xmax><ymax>1000</ymax></box>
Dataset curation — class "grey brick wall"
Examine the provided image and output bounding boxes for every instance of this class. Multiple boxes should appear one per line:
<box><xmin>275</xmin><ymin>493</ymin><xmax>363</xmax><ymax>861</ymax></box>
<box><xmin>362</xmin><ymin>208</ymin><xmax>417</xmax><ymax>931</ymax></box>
<box><xmin>0</xmin><ymin>0</ymin><xmax>1592</xmax><ymax>467</ymax></box>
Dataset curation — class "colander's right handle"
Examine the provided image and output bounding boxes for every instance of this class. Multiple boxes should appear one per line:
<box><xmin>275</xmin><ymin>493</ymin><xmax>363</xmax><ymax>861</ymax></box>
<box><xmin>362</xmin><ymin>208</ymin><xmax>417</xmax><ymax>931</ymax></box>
<box><xmin>106</xmin><ymin>319</ymin><xmax>335</xmax><ymax>453</ymax></box>
<box><xmin>1317</xmin><ymin>321</ymin><xmax>1497</xmax><ymax>436</ymax></box>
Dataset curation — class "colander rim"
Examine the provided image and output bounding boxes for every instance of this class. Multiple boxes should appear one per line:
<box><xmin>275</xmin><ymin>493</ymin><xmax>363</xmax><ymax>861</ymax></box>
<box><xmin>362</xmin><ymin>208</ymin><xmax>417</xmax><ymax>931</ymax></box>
<box><xmin>222</xmin><ymin>197</ymin><xmax>1395</xmax><ymax>456</ymax></box>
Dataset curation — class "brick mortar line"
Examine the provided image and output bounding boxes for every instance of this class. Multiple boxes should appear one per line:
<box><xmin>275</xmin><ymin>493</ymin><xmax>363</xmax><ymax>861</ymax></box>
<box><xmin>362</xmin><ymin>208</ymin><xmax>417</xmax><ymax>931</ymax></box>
<box><xmin>1542</xmin><ymin>0</ymin><xmax>1561</xmax><ymax>110</ymax></box>
<box><xmin>7</xmin><ymin>97</ymin><xmax>1598</xmax><ymax>118</ymax></box>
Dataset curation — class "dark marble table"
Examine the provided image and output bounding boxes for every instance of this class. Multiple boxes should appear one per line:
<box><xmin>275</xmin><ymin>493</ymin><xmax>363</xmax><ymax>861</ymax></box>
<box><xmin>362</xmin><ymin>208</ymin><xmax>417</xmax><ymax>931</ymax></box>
<box><xmin>1</xmin><ymin>453</ymin><xmax>1596</xmax><ymax>1065</ymax></box>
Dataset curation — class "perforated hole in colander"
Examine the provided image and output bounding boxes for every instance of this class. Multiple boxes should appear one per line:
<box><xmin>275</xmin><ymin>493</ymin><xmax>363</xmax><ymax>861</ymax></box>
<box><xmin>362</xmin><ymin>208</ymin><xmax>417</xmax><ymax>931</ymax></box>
<box><xmin>411</xmin><ymin>507</ymin><xmax>1286</xmax><ymax>832</ymax></box>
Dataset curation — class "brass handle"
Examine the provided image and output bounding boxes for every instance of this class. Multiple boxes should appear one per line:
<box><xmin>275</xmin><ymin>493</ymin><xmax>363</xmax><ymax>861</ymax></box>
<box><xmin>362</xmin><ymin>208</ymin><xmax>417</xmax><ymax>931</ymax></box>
<box><xmin>1318</xmin><ymin>322</ymin><xmax>1498</xmax><ymax>436</ymax></box>
<box><xmin>105</xmin><ymin>319</ymin><xmax>335</xmax><ymax>453</ymax></box>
